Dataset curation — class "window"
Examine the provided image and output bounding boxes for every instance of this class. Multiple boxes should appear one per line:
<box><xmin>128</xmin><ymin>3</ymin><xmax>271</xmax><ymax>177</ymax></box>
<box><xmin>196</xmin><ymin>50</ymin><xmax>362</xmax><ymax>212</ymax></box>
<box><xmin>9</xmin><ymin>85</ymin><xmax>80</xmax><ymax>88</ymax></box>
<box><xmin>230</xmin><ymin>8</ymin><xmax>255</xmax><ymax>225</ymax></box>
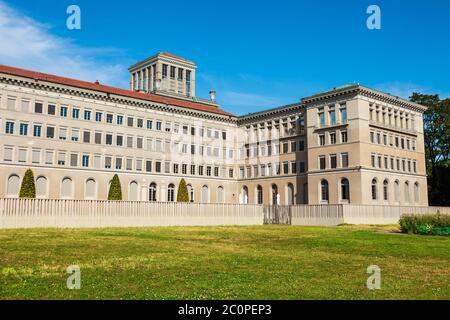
<box><xmin>370</xmin><ymin>132</ymin><xmax>375</xmax><ymax>143</ymax></box>
<box><xmin>70</xmin><ymin>153</ymin><xmax>78</xmax><ymax>167</ymax></box>
<box><xmin>341</xmin><ymin>131</ymin><xmax>348</xmax><ymax>143</ymax></box>
<box><xmin>299</xmin><ymin>162</ymin><xmax>305</xmax><ymax>173</ymax></box>
<box><xmin>82</xmin><ymin>155</ymin><xmax>89</xmax><ymax>167</ymax></box>
<box><xmin>330</xmin><ymin>132</ymin><xmax>336</xmax><ymax>144</ymax></box>
<box><xmin>341</xmin><ymin>153</ymin><xmax>348</xmax><ymax>168</ymax></box>
<box><xmin>45</xmin><ymin>150</ymin><xmax>54</xmax><ymax>164</ymax></box>
<box><xmin>32</xmin><ymin>149</ymin><xmax>40</xmax><ymax>164</ymax></box>
<box><xmin>19</xmin><ymin>123</ymin><xmax>28</xmax><ymax>136</ymax></box>
<box><xmin>58</xmin><ymin>152</ymin><xmax>66</xmax><ymax>165</ymax></box>
<box><xmin>35</xmin><ymin>102</ymin><xmax>43</xmax><ymax>113</ymax></box>
<box><xmin>5</xmin><ymin>121</ymin><xmax>14</xmax><ymax>134</ymax></box>
<box><xmin>319</xmin><ymin>156</ymin><xmax>326</xmax><ymax>170</ymax></box>
<box><xmin>4</xmin><ymin>147</ymin><xmax>13</xmax><ymax>161</ymax></box>
<box><xmin>7</xmin><ymin>98</ymin><xmax>16</xmax><ymax>110</ymax></box>
<box><xmin>95</xmin><ymin>132</ymin><xmax>102</xmax><ymax>144</ymax></box>
<box><xmin>106</xmin><ymin>114</ymin><xmax>113</xmax><ymax>123</ymax></box>
<box><xmin>383</xmin><ymin>180</ymin><xmax>389</xmax><ymax>201</ymax></box>
<box><xmin>371</xmin><ymin>179</ymin><xmax>377</xmax><ymax>200</ymax></box>
<box><xmin>85</xmin><ymin>179</ymin><xmax>96</xmax><ymax>199</ymax></box>
<box><xmin>256</xmin><ymin>186</ymin><xmax>263</xmax><ymax>204</ymax></box>
<box><xmin>33</xmin><ymin>125</ymin><xmax>42</xmax><ymax>137</ymax></box>
<box><xmin>127</xmin><ymin>136</ymin><xmax>133</xmax><ymax>148</ymax></box>
<box><xmin>149</xmin><ymin>183</ymin><xmax>157</xmax><ymax>201</ymax></box>
<box><xmin>46</xmin><ymin>126</ymin><xmax>55</xmax><ymax>139</ymax></box>
<box><xmin>146</xmin><ymin>161</ymin><xmax>152</xmax><ymax>172</ymax></box>
<box><xmin>394</xmin><ymin>180</ymin><xmax>400</xmax><ymax>202</ymax></box>
<box><xmin>18</xmin><ymin>149</ymin><xmax>27</xmax><ymax>162</ymax></box>
<box><xmin>137</xmin><ymin>119</ymin><xmax>143</xmax><ymax>128</ymax></box>
<box><xmin>156</xmin><ymin>121</ymin><xmax>162</xmax><ymax>130</ymax></box>
<box><xmin>341</xmin><ymin>178</ymin><xmax>350</xmax><ymax>201</ymax></box>
<box><xmin>147</xmin><ymin>120</ymin><xmax>153</xmax><ymax>129</ymax></box>
<box><xmin>60</xmin><ymin>106</ymin><xmax>68</xmax><ymax>117</ymax></box>
<box><xmin>105</xmin><ymin>156</ymin><xmax>112</xmax><ymax>169</ymax></box>
<box><xmin>36</xmin><ymin>176</ymin><xmax>48</xmax><ymax>198</ymax></box>
<box><xmin>291</xmin><ymin>161</ymin><xmax>297</xmax><ymax>174</ymax></box>
<box><xmin>330</xmin><ymin>154</ymin><xmax>337</xmax><ymax>169</ymax></box>
<box><xmin>115</xmin><ymin>158</ymin><xmax>122</xmax><ymax>170</ymax></box>
<box><xmin>48</xmin><ymin>104</ymin><xmax>55</xmax><ymax>115</ymax></box>
<box><xmin>84</xmin><ymin>110</ymin><xmax>92</xmax><ymax>121</ymax></box>
<box><xmin>117</xmin><ymin>115</ymin><xmax>123</xmax><ymax>125</ymax></box>
<box><xmin>321</xmin><ymin>180</ymin><xmax>329</xmax><ymax>202</ymax></box>
<box><xmin>106</xmin><ymin>134</ymin><xmax>113</xmax><ymax>145</ymax></box>
<box><xmin>167</xmin><ymin>184</ymin><xmax>175</xmax><ymax>202</ymax></box>
<box><xmin>95</xmin><ymin>112</ymin><xmax>102</xmax><ymax>122</ymax></box>
<box><xmin>319</xmin><ymin>109</ymin><xmax>325</xmax><ymax>127</ymax></box>
<box><xmin>83</xmin><ymin>131</ymin><xmax>90</xmax><ymax>143</ymax></box>
<box><xmin>127</xmin><ymin>117</ymin><xmax>134</xmax><ymax>127</ymax></box>
<box><xmin>414</xmin><ymin>182</ymin><xmax>419</xmax><ymax>203</ymax></box>
<box><xmin>340</xmin><ymin>104</ymin><xmax>347</xmax><ymax>123</ymax></box>
<box><xmin>116</xmin><ymin>135</ymin><xmax>123</xmax><ymax>146</ymax></box>
<box><xmin>404</xmin><ymin>182</ymin><xmax>410</xmax><ymax>203</ymax></box>
<box><xmin>71</xmin><ymin>129</ymin><xmax>79</xmax><ymax>142</ymax></box>
<box><xmin>319</xmin><ymin>134</ymin><xmax>325</xmax><ymax>146</ymax></box>
<box><xmin>329</xmin><ymin>108</ymin><xmax>336</xmax><ymax>125</ymax></box>
<box><xmin>371</xmin><ymin>154</ymin><xmax>376</xmax><ymax>167</ymax></box>
<box><xmin>283</xmin><ymin>162</ymin><xmax>289</xmax><ymax>174</ymax></box>
<box><xmin>7</xmin><ymin>175</ymin><xmax>20</xmax><ymax>196</ymax></box>
<box><xmin>72</xmin><ymin>108</ymin><xmax>80</xmax><ymax>119</ymax></box>
<box><xmin>155</xmin><ymin>161</ymin><xmax>161</xmax><ymax>173</ymax></box>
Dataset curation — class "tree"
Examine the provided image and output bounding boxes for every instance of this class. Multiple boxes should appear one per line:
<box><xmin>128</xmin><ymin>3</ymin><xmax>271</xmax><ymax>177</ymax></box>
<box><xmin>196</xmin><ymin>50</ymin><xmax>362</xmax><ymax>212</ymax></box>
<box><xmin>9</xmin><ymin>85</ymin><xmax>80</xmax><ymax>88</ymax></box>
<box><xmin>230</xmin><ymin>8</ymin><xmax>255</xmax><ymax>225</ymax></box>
<box><xmin>19</xmin><ymin>169</ymin><xmax>36</xmax><ymax>198</ymax></box>
<box><xmin>108</xmin><ymin>174</ymin><xmax>122</xmax><ymax>200</ymax></box>
<box><xmin>410</xmin><ymin>93</ymin><xmax>450</xmax><ymax>205</ymax></box>
<box><xmin>176</xmin><ymin>178</ymin><xmax>189</xmax><ymax>202</ymax></box>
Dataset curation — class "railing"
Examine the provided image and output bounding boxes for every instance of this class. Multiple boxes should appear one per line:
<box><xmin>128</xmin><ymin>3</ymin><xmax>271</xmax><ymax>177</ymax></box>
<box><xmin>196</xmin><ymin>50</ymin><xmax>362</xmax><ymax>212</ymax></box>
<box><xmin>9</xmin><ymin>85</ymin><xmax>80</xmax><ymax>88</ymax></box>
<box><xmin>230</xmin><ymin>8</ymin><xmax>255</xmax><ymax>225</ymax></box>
<box><xmin>0</xmin><ymin>199</ymin><xmax>448</xmax><ymax>229</ymax></box>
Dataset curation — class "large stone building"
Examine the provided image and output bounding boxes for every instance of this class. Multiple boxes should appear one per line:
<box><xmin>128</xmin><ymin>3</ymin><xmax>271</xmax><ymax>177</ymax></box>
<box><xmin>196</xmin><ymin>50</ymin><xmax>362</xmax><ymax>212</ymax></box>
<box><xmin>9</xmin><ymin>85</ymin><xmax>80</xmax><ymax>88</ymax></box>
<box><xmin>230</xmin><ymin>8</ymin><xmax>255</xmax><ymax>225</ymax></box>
<box><xmin>0</xmin><ymin>53</ymin><xmax>428</xmax><ymax>205</ymax></box>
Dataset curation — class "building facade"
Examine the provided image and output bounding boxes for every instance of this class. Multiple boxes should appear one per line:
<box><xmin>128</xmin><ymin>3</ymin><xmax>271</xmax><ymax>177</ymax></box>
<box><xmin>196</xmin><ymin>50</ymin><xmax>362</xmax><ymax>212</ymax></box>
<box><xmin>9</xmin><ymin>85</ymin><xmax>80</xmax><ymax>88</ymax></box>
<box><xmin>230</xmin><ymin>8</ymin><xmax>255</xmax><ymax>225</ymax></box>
<box><xmin>0</xmin><ymin>53</ymin><xmax>428</xmax><ymax>205</ymax></box>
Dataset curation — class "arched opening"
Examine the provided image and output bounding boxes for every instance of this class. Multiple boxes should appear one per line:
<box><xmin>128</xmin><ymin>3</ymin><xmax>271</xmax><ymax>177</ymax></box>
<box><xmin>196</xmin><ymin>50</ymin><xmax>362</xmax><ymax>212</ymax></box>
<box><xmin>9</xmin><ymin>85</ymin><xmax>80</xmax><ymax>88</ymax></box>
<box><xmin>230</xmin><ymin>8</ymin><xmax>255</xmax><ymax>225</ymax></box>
<box><xmin>271</xmin><ymin>184</ymin><xmax>279</xmax><ymax>205</ymax></box>
<box><xmin>36</xmin><ymin>176</ymin><xmax>48</xmax><ymax>198</ymax></box>
<box><xmin>129</xmin><ymin>181</ymin><xmax>139</xmax><ymax>201</ymax></box>
<box><xmin>414</xmin><ymin>182</ymin><xmax>419</xmax><ymax>203</ymax></box>
<box><xmin>240</xmin><ymin>186</ymin><xmax>248</xmax><ymax>204</ymax></box>
<box><xmin>187</xmin><ymin>184</ymin><xmax>194</xmax><ymax>202</ymax></box>
<box><xmin>256</xmin><ymin>185</ymin><xmax>263</xmax><ymax>204</ymax></box>
<box><xmin>394</xmin><ymin>180</ymin><xmax>400</xmax><ymax>202</ymax></box>
<box><xmin>320</xmin><ymin>180</ymin><xmax>329</xmax><ymax>203</ymax></box>
<box><xmin>383</xmin><ymin>179</ymin><xmax>389</xmax><ymax>201</ymax></box>
<box><xmin>7</xmin><ymin>174</ymin><xmax>20</xmax><ymax>197</ymax></box>
<box><xmin>217</xmin><ymin>186</ymin><xmax>224</xmax><ymax>203</ymax></box>
<box><xmin>371</xmin><ymin>179</ymin><xmax>377</xmax><ymax>200</ymax></box>
<box><xmin>61</xmin><ymin>177</ymin><xmax>73</xmax><ymax>199</ymax></box>
<box><xmin>286</xmin><ymin>183</ymin><xmax>294</xmax><ymax>205</ymax></box>
<box><xmin>404</xmin><ymin>181</ymin><xmax>410</xmax><ymax>203</ymax></box>
<box><xmin>85</xmin><ymin>178</ymin><xmax>97</xmax><ymax>199</ymax></box>
<box><xmin>201</xmin><ymin>185</ymin><xmax>209</xmax><ymax>203</ymax></box>
<box><xmin>149</xmin><ymin>183</ymin><xmax>157</xmax><ymax>201</ymax></box>
<box><xmin>167</xmin><ymin>183</ymin><xmax>175</xmax><ymax>202</ymax></box>
<box><xmin>341</xmin><ymin>178</ymin><xmax>350</xmax><ymax>202</ymax></box>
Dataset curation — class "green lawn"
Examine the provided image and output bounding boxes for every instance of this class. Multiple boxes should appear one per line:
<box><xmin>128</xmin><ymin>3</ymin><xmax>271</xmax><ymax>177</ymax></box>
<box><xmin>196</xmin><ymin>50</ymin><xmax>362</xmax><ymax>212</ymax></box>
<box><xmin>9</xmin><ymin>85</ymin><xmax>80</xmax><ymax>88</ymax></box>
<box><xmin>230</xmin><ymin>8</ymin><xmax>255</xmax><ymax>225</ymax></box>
<box><xmin>0</xmin><ymin>225</ymin><xmax>449</xmax><ymax>299</ymax></box>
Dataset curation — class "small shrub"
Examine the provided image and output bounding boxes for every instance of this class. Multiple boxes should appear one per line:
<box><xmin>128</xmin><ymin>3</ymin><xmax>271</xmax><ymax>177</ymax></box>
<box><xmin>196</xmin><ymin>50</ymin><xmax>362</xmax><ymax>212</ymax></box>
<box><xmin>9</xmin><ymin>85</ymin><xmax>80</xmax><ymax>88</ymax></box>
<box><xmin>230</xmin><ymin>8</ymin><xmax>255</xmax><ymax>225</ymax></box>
<box><xmin>177</xmin><ymin>178</ymin><xmax>189</xmax><ymax>202</ymax></box>
<box><xmin>399</xmin><ymin>213</ymin><xmax>450</xmax><ymax>235</ymax></box>
<box><xmin>108</xmin><ymin>174</ymin><xmax>122</xmax><ymax>200</ymax></box>
<box><xmin>19</xmin><ymin>169</ymin><xmax>36</xmax><ymax>198</ymax></box>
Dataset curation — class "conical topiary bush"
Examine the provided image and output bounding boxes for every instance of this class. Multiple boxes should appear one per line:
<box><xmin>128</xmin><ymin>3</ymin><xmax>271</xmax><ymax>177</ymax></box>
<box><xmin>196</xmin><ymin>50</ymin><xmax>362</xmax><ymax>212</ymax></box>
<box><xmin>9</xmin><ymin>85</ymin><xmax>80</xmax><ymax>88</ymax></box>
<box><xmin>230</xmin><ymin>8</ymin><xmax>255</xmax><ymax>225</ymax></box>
<box><xmin>108</xmin><ymin>174</ymin><xmax>123</xmax><ymax>200</ymax></box>
<box><xmin>177</xmin><ymin>178</ymin><xmax>189</xmax><ymax>202</ymax></box>
<box><xmin>19</xmin><ymin>169</ymin><xmax>36</xmax><ymax>198</ymax></box>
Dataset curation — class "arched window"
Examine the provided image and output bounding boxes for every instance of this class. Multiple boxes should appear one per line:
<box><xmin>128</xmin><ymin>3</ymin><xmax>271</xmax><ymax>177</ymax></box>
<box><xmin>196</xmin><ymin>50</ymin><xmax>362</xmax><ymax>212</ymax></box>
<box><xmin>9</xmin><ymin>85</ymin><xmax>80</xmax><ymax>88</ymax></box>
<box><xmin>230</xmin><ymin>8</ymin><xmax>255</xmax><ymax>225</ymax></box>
<box><xmin>7</xmin><ymin>174</ymin><xmax>20</xmax><ymax>197</ymax></box>
<box><xmin>371</xmin><ymin>179</ymin><xmax>377</xmax><ymax>200</ymax></box>
<box><xmin>129</xmin><ymin>181</ymin><xmax>139</xmax><ymax>201</ymax></box>
<box><xmin>256</xmin><ymin>185</ymin><xmax>263</xmax><ymax>204</ymax></box>
<box><xmin>61</xmin><ymin>177</ymin><xmax>73</xmax><ymax>199</ymax></box>
<box><xmin>217</xmin><ymin>186</ymin><xmax>224</xmax><ymax>203</ymax></box>
<box><xmin>414</xmin><ymin>182</ymin><xmax>419</xmax><ymax>203</ymax></box>
<box><xmin>394</xmin><ymin>180</ymin><xmax>400</xmax><ymax>202</ymax></box>
<box><xmin>303</xmin><ymin>183</ymin><xmax>308</xmax><ymax>204</ymax></box>
<box><xmin>187</xmin><ymin>184</ymin><xmax>194</xmax><ymax>202</ymax></box>
<box><xmin>286</xmin><ymin>183</ymin><xmax>294</xmax><ymax>205</ymax></box>
<box><xmin>167</xmin><ymin>184</ymin><xmax>175</xmax><ymax>202</ymax></box>
<box><xmin>271</xmin><ymin>184</ymin><xmax>279</xmax><ymax>205</ymax></box>
<box><xmin>85</xmin><ymin>178</ymin><xmax>97</xmax><ymax>199</ymax></box>
<box><xmin>383</xmin><ymin>179</ymin><xmax>389</xmax><ymax>201</ymax></box>
<box><xmin>201</xmin><ymin>185</ymin><xmax>209</xmax><ymax>203</ymax></box>
<box><xmin>341</xmin><ymin>178</ymin><xmax>350</xmax><ymax>201</ymax></box>
<box><xmin>320</xmin><ymin>180</ymin><xmax>329</xmax><ymax>202</ymax></box>
<box><xmin>36</xmin><ymin>176</ymin><xmax>48</xmax><ymax>198</ymax></box>
<box><xmin>149</xmin><ymin>183</ymin><xmax>157</xmax><ymax>201</ymax></box>
<box><xmin>404</xmin><ymin>181</ymin><xmax>410</xmax><ymax>203</ymax></box>
<box><xmin>240</xmin><ymin>186</ymin><xmax>248</xmax><ymax>204</ymax></box>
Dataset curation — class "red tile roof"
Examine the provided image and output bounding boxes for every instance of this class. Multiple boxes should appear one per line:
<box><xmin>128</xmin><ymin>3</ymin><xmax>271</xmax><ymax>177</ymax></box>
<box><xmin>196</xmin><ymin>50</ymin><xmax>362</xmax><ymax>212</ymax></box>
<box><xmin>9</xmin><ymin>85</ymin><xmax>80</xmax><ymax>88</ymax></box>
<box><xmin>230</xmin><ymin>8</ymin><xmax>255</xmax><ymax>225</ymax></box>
<box><xmin>0</xmin><ymin>64</ymin><xmax>234</xmax><ymax>117</ymax></box>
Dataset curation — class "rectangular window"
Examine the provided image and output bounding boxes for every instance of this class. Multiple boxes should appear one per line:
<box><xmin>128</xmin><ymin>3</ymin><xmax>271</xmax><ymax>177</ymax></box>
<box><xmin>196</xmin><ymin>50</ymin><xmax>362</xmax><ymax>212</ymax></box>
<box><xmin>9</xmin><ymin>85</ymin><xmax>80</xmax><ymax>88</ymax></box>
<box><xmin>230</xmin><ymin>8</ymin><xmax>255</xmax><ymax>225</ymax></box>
<box><xmin>137</xmin><ymin>137</ymin><xmax>143</xmax><ymax>149</ymax></box>
<box><xmin>126</xmin><ymin>159</ymin><xmax>133</xmax><ymax>171</ymax></box>
<box><xmin>155</xmin><ymin>161</ymin><xmax>161</xmax><ymax>173</ymax></box>
<box><xmin>47</xmin><ymin>104</ymin><xmax>56</xmax><ymax>115</ymax></box>
<box><xmin>319</xmin><ymin>134</ymin><xmax>325</xmax><ymax>146</ymax></box>
<box><xmin>84</xmin><ymin>110</ymin><xmax>91</xmax><ymax>120</ymax></box>
<box><xmin>35</xmin><ymin>102</ymin><xmax>43</xmax><ymax>113</ymax></box>
<box><xmin>71</xmin><ymin>129</ymin><xmax>79</xmax><ymax>141</ymax></box>
<box><xmin>127</xmin><ymin>117</ymin><xmax>134</xmax><ymax>127</ymax></box>
<box><xmin>82</xmin><ymin>155</ymin><xmax>89</xmax><ymax>167</ymax></box>
<box><xmin>116</xmin><ymin>135</ymin><xmax>123</xmax><ymax>146</ymax></box>
<box><xmin>291</xmin><ymin>161</ymin><xmax>297</xmax><ymax>174</ymax></box>
<box><xmin>32</xmin><ymin>149</ymin><xmax>40</xmax><ymax>164</ymax></box>
<box><xmin>83</xmin><ymin>131</ymin><xmax>90</xmax><ymax>143</ymax></box>
<box><xmin>4</xmin><ymin>147</ymin><xmax>13</xmax><ymax>161</ymax></box>
<box><xmin>94</xmin><ymin>155</ymin><xmax>101</xmax><ymax>168</ymax></box>
<box><xmin>340</xmin><ymin>105</ymin><xmax>347</xmax><ymax>123</ymax></box>
<box><xmin>58</xmin><ymin>152</ymin><xmax>66</xmax><ymax>166</ymax></box>
<box><xmin>19</xmin><ymin>123</ymin><xmax>28</xmax><ymax>136</ymax></box>
<box><xmin>299</xmin><ymin>162</ymin><xmax>306</xmax><ymax>173</ymax></box>
<box><xmin>173</xmin><ymin>163</ymin><xmax>179</xmax><ymax>174</ymax></box>
<box><xmin>106</xmin><ymin>134</ymin><xmax>113</xmax><ymax>145</ymax></box>
<box><xmin>72</xmin><ymin>108</ymin><xmax>80</xmax><ymax>119</ymax></box>
<box><xmin>45</xmin><ymin>150</ymin><xmax>54</xmax><ymax>164</ymax></box>
<box><xmin>137</xmin><ymin>160</ymin><xmax>143</xmax><ymax>171</ymax></box>
<box><xmin>127</xmin><ymin>136</ymin><xmax>133</xmax><ymax>148</ymax></box>
<box><xmin>95</xmin><ymin>112</ymin><xmax>102</xmax><ymax>122</ymax></box>
<box><xmin>106</xmin><ymin>114</ymin><xmax>113</xmax><ymax>123</ymax></box>
<box><xmin>60</xmin><ymin>106</ymin><xmax>68</xmax><ymax>117</ymax></box>
<box><xmin>115</xmin><ymin>158</ymin><xmax>122</xmax><ymax>170</ymax></box>
<box><xmin>95</xmin><ymin>132</ymin><xmax>102</xmax><ymax>144</ymax></box>
<box><xmin>104</xmin><ymin>156</ymin><xmax>112</xmax><ymax>169</ymax></box>
<box><xmin>319</xmin><ymin>156</ymin><xmax>326</xmax><ymax>170</ymax></box>
<box><xmin>299</xmin><ymin>141</ymin><xmax>305</xmax><ymax>151</ymax></box>
<box><xmin>5</xmin><ymin>121</ymin><xmax>14</xmax><ymax>134</ymax></box>
<box><xmin>330</xmin><ymin>154</ymin><xmax>337</xmax><ymax>169</ymax></box>
<box><xmin>137</xmin><ymin>119</ymin><xmax>143</xmax><ymax>128</ymax></box>
<box><xmin>70</xmin><ymin>153</ymin><xmax>78</xmax><ymax>167</ymax></box>
<box><xmin>146</xmin><ymin>161</ymin><xmax>152</xmax><ymax>172</ymax></box>
<box><xmin>372</xmin><ymin>154</ymin><xmax>376</xmax><ymax>167</ymax></box>
<box><xmin>156</xmin><ymin>121</ymin><xmax>162</xmax><ymax>131</ymax></box>
<box><xmin>32</xmin><ymin>125</ymin><xmax>41</xmax><ymax>137</ymax></box>
<box><xmin>147</xmin><ymin>120</ymin><xmax>153</xmax><ymax>129</ymax></box>
<box><xmin>18</xmin><ymin>149</ymin><xmax>27</xmax><ymax>163</ymax></box>
<box><xmin>330</xmin><ymin>132</ymin><xmax>336</xmax><ymax>144</ymax></box>
<box><xmin>117</xmin><ymin>115</ymin><xmax>123</xmax><ymax>125</ymax></box>
<box><xmin>341</xmin><ymin>131</ymin><xmax>348</xmax><ymax>143</ymax></box>
<box><xmin>59</xmin><ymin>127</ymin><xmax>67</xmax><ymax>140</ymax></box>
<box><xmin>7</xmin><ymin>98</ymin><xmax>16</xmax><ymax>110</ymax></box>
<box><xmin>341</xmin><ymin>153</ymin><xmax>349</xmax><ymax>168</ymax></box>
<box><xmin>46</xmin><ymin>126</ymin><xmax>55</xmax><ymax>139</ymax></box>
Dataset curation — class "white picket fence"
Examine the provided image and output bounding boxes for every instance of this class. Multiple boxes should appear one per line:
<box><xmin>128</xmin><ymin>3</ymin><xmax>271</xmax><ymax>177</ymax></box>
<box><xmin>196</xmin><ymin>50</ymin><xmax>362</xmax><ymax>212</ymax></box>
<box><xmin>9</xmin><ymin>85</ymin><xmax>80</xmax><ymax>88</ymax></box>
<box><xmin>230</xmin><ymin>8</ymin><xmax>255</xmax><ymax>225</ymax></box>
<box><xmin>0</xmin><ymin>198</ymin><xmax>448</xmax><ymax>229</ymax></box>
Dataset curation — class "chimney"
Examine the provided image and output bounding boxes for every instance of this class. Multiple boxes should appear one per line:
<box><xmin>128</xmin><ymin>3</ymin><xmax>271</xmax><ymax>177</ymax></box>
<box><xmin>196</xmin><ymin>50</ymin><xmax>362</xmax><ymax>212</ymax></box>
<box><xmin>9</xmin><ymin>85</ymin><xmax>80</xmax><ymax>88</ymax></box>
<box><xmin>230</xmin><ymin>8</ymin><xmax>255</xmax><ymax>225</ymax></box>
<box><xmin>94</xmin><ymin>80</ymin><xmax>100</xmax><ymax>85</ymax></box>
<box><xmin>209</xmin><ymin>90</ymin><xmax>216</xmax><ymax>102</ymax></box>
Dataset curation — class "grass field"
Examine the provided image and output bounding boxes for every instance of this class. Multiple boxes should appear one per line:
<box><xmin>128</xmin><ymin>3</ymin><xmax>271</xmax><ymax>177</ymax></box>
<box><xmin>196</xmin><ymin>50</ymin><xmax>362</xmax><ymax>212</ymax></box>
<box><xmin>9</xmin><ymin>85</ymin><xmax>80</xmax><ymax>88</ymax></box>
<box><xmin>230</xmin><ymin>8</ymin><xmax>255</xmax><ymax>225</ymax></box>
<box><xmin>0</xmin><ymin>225</ymin><xmax>449</xmax><ymax>299</ymax></box>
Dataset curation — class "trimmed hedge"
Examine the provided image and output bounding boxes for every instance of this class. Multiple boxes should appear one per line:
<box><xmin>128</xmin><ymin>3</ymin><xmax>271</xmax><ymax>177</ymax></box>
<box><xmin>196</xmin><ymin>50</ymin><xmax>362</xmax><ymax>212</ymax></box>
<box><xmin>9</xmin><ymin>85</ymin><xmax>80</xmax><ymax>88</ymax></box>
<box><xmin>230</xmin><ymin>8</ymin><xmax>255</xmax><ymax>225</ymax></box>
<box><xmin>19</xmin><ymin>169</ymin><xmax>36</xmax><ymax>198</ymax></box>
<box><xmin>399</xmin><ymin>212</ymin><xmax>450</xmax><ymax>235</ymax></box>
<box><xmin>108</xmin><ymin>174</ymin><xmax>123</xmax><ymax>200</ymax></box>
<box><xmin>177</xmin><ymin>178</ymin><xmax>189</xmax><ymax>202</ymax></box>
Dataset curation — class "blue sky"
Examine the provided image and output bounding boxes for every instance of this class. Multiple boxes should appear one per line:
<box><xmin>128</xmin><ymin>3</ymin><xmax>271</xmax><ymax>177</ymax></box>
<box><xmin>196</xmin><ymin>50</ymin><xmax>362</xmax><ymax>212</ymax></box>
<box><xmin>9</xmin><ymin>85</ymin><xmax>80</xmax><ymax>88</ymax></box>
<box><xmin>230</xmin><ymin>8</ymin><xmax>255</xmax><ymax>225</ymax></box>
<box><xmin>0</xmin><ymin>0</ymin><xmax>449</xmax><ymax>115</ymax></box>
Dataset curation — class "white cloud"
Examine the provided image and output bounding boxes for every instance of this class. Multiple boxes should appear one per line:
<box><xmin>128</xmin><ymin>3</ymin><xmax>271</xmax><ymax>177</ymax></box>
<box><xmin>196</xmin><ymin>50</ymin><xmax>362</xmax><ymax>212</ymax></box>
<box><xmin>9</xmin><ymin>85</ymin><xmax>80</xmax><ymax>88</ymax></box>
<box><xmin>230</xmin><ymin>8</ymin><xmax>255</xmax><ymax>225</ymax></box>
<box><xmin>0</xmin><ymin>1</ymin><xmax>129</xmax><ymax>87</ymax></box>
